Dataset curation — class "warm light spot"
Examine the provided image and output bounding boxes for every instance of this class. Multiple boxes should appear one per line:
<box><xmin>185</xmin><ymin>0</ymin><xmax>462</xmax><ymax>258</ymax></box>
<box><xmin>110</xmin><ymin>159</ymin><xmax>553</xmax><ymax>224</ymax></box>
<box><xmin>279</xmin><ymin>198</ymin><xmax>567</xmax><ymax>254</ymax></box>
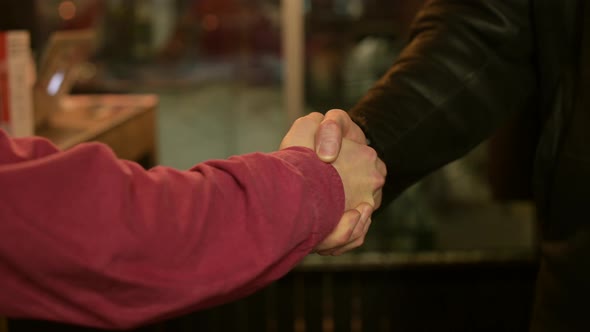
<box><xmin>202</xmin><ymin>14</ymin><xmax>220</xmax><ymax>31</ymax></box>
<box><xmin>59</xmin><ymin>1</ymin><xmax>77</xmax><ymax>20</ymax></box>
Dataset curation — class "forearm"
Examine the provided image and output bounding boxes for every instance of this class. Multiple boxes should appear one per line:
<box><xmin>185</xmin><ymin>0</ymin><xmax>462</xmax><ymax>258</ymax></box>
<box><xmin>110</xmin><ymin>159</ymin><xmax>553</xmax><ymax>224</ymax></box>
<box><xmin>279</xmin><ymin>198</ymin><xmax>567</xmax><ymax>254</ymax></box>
<box><xmin>0</xmin><ymin>132</ymin><xmax>343</xmax><ymax>329</ymax></box>
<box><xmin>350</xmin><ymin>0</ymin><xmax>536</xmax><ymax>201</ymax></box>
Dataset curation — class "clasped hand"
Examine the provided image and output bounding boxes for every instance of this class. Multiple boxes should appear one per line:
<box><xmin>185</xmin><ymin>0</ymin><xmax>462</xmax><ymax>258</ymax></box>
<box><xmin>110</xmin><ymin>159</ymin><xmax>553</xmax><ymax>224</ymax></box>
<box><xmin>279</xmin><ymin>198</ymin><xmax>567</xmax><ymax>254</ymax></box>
<box><xmin>280</xmin><ymin>112</ymin><xmax>386</xmax><ymax>255</ymax></box>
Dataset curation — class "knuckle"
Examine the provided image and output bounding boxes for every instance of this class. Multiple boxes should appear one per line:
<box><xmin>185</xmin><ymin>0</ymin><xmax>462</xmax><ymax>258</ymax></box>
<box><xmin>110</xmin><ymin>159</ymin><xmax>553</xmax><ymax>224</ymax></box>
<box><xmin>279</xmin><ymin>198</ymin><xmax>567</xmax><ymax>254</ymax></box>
<box><xmin>374</xmin><ymin>173</ymin><xmax>386</xmax><ymax>188</ymax></box>
<box><xmin>368</xmin><ymin>147</ymin><xmax>378</xmax><ymax>160</ymax></box>
<box><xmin>307</xmin><ymin>112</ymin><xmax>324</xmax><ymax>122</ymax></box>
<box><xmin>294</xmin><ymin>112</ymin><xmax>321</xmax><ymax>126</ymax></box>
<box><xmin>362</xmin><ymin>197</ymin><xmax>376</xmax><ymax>209</ymax></box>
<box><xmin>293</xmin><ymin>117</ymin><xmax>307</xmax><ymax>126</ymax></box>
<box><xmin>361</xmin><ymin>145</ymin><xmax>378</xmax><ymax>160</ymax></box>
<box><xmin>326</xmin><ymin>109</ymin><xmax>347</xmax><ymax>118</ymax></box>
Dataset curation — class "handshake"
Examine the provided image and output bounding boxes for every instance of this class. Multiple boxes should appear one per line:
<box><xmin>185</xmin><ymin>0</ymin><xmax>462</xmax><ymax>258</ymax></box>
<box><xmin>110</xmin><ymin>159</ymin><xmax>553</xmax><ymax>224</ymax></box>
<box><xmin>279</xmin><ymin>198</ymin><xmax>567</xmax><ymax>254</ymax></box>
<box><xmin>280</xmin><ymin>110</ymin><xmax>386</xmax><ymax>256</ymax></box>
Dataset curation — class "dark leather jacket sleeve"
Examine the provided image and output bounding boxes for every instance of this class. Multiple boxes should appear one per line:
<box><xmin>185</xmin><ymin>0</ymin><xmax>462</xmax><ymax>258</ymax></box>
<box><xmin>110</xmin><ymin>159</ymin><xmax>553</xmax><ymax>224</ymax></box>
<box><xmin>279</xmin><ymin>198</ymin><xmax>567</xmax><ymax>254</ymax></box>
<box><xmin>350</xmin><ymin>0</ymin><xmax>536</xmax><ymax>203</ymax></box>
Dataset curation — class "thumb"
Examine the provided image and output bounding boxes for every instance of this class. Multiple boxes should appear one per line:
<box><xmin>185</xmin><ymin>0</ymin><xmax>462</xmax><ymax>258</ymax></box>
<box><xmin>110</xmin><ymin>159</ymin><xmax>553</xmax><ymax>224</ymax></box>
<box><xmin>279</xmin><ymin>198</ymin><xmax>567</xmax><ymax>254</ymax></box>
<box><xmin>315</xmin><ymin>119</ymin><xmax>342</xmax><ymax>163</ymax></box>
<box><xmin>280</xmin><ymin>112</ymin><xmax>324</xmax><ymax>150</ymax></box>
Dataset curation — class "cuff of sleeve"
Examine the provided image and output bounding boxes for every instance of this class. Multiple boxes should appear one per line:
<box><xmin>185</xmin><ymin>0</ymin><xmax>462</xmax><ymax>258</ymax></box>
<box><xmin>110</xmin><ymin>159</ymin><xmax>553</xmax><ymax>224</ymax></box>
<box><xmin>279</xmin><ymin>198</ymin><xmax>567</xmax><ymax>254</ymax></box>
<box><xmin>272</xmin><ymin>146</ymin><xmax>345</xmax><ymax>246</ymax></box>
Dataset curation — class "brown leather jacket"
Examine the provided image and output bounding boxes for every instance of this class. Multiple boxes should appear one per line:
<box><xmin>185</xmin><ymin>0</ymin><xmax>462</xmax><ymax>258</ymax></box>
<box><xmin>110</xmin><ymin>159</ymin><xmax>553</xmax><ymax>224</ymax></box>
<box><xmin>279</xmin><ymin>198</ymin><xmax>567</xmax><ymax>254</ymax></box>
<box><xmin>350</xmin><ymin>1</ymin><xmax>589</xmax><ymax>331</ymax></box>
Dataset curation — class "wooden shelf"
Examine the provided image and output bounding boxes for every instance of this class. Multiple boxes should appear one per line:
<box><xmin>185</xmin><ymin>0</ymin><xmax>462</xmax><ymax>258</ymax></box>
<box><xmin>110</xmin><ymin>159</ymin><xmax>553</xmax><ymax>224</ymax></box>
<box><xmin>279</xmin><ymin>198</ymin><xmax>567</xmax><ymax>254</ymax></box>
<box><xmin>37</xmin><ymin>94</ymin><xmax>159</xmax><ymax>166</ymax></box>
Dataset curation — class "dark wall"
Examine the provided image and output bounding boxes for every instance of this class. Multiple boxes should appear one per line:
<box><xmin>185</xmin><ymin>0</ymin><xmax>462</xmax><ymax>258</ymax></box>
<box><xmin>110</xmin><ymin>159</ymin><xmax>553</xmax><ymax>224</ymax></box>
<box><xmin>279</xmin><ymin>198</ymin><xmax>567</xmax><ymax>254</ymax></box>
<box><xmin>0</xmin><ymin>1</ymin><xmax>41</xmax><ymax>53</ymax></box>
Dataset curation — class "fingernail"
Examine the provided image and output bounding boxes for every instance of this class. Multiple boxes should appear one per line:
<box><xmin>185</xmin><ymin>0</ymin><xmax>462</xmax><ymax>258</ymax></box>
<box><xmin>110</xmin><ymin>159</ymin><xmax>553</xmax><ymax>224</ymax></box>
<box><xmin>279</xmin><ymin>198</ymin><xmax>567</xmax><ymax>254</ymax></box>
<box><xmin>317</xmin><ymin>141</ymin><xmax>336</xmax><ymax>160</ymax></box>
<box><xmin>318</xmin><ymin>140</ymin><xmax>338</xmax><ymax>157</ymax></box>
<box><xmin>317</xmin><ymin>124</ymin><xmax>338</xmax><ymax>159</ymax></box>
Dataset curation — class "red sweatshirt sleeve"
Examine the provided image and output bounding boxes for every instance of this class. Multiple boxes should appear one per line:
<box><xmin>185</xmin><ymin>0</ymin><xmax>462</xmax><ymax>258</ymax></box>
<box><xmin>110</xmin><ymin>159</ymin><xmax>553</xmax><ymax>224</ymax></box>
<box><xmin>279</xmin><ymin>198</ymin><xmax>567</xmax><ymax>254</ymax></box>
<box><xmin>0</xmin><ymin>130</ymin><xmax>344</xmax><ymax>329</ymax></box>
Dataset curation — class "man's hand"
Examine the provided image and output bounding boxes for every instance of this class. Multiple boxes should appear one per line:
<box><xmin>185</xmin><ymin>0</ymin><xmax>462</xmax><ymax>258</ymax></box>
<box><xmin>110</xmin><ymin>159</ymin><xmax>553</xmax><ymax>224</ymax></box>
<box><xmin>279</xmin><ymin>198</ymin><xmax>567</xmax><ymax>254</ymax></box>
<box><xmin>281</xmin><ymin>112</ymin><xmax>385</xmax><ymax>255</ymax></box>
<box><xmin>314</xmin><ymin>202</ymin><xmax>374</xmax><ymax>256</ymax></box>
<box><xmin>312</xmin><ymin>109</ymin><xmax>387</xmax><ymax>255</ymax></box>
<box><xmin>280</xmin><ymin>112</ymin><xmax>325</xmax><ymax>151</ymax></box>
<box><xmin>281</xmin><ymin>112</ymin><xmax>385</xmax><ymax>211</ymax></box>
<box><xmin>315</xmin><ymin>109</ymin><xmax>386</xmax><ymax>208</ymax></box>
<box><xmin>315</xmin><ymin>109</ymin><xmax>367</xmax><ymax>162</ymax></box>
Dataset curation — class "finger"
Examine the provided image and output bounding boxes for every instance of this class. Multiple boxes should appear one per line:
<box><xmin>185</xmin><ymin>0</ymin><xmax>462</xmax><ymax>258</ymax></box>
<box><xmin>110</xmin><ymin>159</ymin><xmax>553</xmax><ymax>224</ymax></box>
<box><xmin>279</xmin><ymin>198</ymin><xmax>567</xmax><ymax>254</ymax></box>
<box><xmin>325</xmin><ymin>109</ymin><xmax>365</xmax><ymax>142</ymax></box>
<box><xmin>316</xmin><ymin>109</ymin><xmax>366</xmax><ymax>162</ymax></box>
<box><xmin>325</xmin><ymin>109</ymin><xmax>367</xmax><ymax>144</ymax></box>
<box><xmin>348</xmin><ymin>202</ymin><xmax>373</xmax><ymax>240</ymax></box>
<box><xmin>314</xmin><ymin>208</ymin><xmax>361</xmax><ymax>252</ymax></box>
<box><xmin>333</xmin><ymin>203</ymin><xmax>370</xmax><ymax>252</ymax></box>
<box><xmin>348</xmin><ymin>207</ymin><xmax>370</xmax><ymax>241</ymax></box>
<box><xmin>322</xmin><ymin>205</ymin><xmax>373</xmax><ymax>256</ymax></box>
<box><xmin>317</xmin><ymin>217</ymin><xmax>372</xmax><ymax>256</ymax></box>
<box><xmin>315</xmin><ymin>119</ymin><xmax>343</xmax><ymax>163</ymax></box>
<box><xmin>331</xmin><ymin>218</ymin><xmax>372</xmax><ymax>256</ymax></box>
<box><xmin>316</xmin><ymin>203</ymin><xmax>373</xmax><ymax>255</ymax></box>
<box><xmin>280</xmin><ymin>112</ymin><xmax>324</xmax><ymax>150</ymax></box>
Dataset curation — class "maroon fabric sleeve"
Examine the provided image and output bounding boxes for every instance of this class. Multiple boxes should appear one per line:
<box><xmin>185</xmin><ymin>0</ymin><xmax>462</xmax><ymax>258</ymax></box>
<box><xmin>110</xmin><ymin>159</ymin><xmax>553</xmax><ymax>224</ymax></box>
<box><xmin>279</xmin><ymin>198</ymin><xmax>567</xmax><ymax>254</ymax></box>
<box><xmin>0</xmin><ymin>130</ymin><xmax>344</xmax><ymax>329</ymax></box>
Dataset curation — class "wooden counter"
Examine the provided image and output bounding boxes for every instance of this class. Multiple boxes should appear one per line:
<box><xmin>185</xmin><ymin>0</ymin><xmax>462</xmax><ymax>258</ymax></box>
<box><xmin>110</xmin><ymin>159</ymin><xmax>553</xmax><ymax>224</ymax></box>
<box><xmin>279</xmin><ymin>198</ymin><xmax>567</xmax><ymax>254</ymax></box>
<box><xmin>37</xmin><ymin>94</ymin><xmax>159</xmax><ymax>167</ymax></box>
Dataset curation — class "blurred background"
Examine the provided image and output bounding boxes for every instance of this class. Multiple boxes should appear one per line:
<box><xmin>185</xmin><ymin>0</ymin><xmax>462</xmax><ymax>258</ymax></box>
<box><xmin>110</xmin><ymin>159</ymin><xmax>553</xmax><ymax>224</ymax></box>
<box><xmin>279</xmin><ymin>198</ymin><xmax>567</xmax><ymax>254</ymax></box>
<box><xmin>2</xmin><ymin>1</ymin><xmax>539</xmax><ymax>331</ymax></box>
